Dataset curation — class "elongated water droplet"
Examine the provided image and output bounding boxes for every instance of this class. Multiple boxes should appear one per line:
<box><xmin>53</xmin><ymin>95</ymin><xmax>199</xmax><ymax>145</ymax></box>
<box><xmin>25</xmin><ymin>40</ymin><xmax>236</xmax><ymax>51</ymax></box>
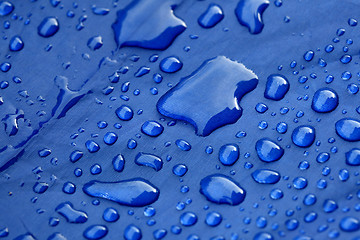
<box><xmin>55</xmin><ymin>202</ymin><xmax>88</xmax><ymax>223</ymax></box>
<box><xmin>198</xmin><ymin>4</ymin><xmax>224</xmax><ymax>28</ymax></box>
<box><xmin>251</xmin><ymin>169</ymin><xmax>280</xmax><ymax>184</ymax></box>
<box><xmin>83</xmin><ymin>225</ymin><xmax>108</xmax><ymax>240</ymax></box>
<box><xmin>235</xmin><ymin>0</ymin><xmax>269</xmax><ymax>34</ymax></box>
<box><xmin>83</xmin><ymin>179</ymin><xmax>160</xmax><ymax>207</ymax></box>
<box><xmin>38</xmin><ymin>17</ymin><xmax>59</xmax><ymax>38</ymax></box>
<box><xmin>200</xmin><ymin>174</ymin><xmax>246</xmax><ymax>205</ymax></box>
<box><xmin>135</xmin><ymin>152</ymin><xmax>163</xmax><ymax>171</ymax></box>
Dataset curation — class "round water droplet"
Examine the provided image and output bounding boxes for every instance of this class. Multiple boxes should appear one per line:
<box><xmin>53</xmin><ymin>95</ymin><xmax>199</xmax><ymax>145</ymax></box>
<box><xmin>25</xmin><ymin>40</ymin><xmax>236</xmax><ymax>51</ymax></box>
<box><xmin>9</xmin><ymin>36</ymin><xmax>24</xmax><ymax>51</ymax></box>
<box><xmin>124</xmin><ymin>224</ymin><xmax>142</xmax><ymax>240</ymax></box>
<box><xmin>291</xmin><ymin>125</ymin><xmax>315</xmax><ymax>148</ymax></box>
<box><xmin>336</xmin><ymin>118</ymin><xmax>360</xmax><ymax>141</ymax></box>
<box><xmin>339</xmin><ymin>216</ymin><xmax>360</xmax><ymax>232</ymax></box>
<box><xmin>218</xmin><ymin>143</ymin><xmax>239</xmax><ymax>166</ymax></box>
<box><xmin>311</xmin><ymin>88</ymin><xmax>339</xmax><ymax>113</ymax></box>
<box><xmin>103</xmin><ymin>207</ymin><xmax>119</xmax><ymax>222</ymax></box>
<box><xmin>0</xmin><ymin>1</ymin><xmax>14</xmax><ymax>16</ymax></box>
<box><xmin>172</xmin><ymin>164</ymin><xmax>188</xmax><ymax>177</ymax></box>
<box><xmin>255</xmin><ymin>138</ymin><xmax>284</xmax><ymax>163</ymax></box>
<box><xmin>116</xmin><ymin>105</ymin><xmax>134</xmax><ymax>121</ymax></box>
<box><xmin>205</xmin><ymin>211</ymin><xmax>222</xmax><ymax>227</ymax></box>
<box><xmin>264</xmin><ymin>74</ymin><xmax>290</xmax><ymax>101</ymax></box>
<box><xmin>103</xmin><ymin>132</ymin><xmax>118</xmax><ymax>145</ymax></box>
<box><xmin>38</xmin><ymin>17</ymin><xmax>59</xmax><ymax>38</ymax></box>
<box><xmin>346</xmin><ymin>148</ymin><xmax>360</xmax><ymax>166</ymax></box>
<box><xmin>323</xmin><ymin>199</ymin><xmax>338</xmax><ymax>213</ymax></box>
<box><xmin>180</xmin><ymin>212</ymin><xmax>198</xmax><ymax>226</ymax></box>
<box><xmin>159</xmin><ymin>56</ymin><xmax>183</xmax><ymax>73</ymax></box>
<box><xmin>293</xmin><ymin>177</ymin><xmax>308</xmax><ymax>189</ymax></box>
<box><xmin>62</xmin><ymin>181</ymin><xmax>76</xmax><ymax>194</ymax></box>
<box><xmin>141</xmin><ymin>121</ymin><xmax>164</xmax><ymax>137</ymax></box>
<box><xmin>85</xmin><ymin>140</ymin><xmax>100</xmax><ymax>153</ymax></box>
<box><xmin>304</xmin><ymin>50</ymin><xmax>314</xmax><ymax>61</ymax></box>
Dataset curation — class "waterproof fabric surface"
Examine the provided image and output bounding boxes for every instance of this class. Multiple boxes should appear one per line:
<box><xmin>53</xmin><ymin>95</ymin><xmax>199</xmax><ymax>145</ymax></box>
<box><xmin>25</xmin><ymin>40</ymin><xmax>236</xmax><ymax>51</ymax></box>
<box><xmin>1</xmin><ymin>0</ymin><xmax>360</xmax><ymax>239</ymax></box>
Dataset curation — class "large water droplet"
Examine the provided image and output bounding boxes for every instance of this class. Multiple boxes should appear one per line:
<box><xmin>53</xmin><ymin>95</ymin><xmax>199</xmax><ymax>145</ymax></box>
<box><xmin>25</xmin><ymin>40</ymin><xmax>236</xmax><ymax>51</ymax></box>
<box><xmin>159</xmin><ymin>56</ymin><xmax>183</xmax><ymax>73</ymax></box>
<box><xmin>335</xmin><ymin>118</ymin><xmax>360</xmax><ymax>142</ymax></box>
<box><xmin>124</xmin><ymin>224</ymin><xmax>142</xmax><ymax>240</ymax></box>
<box><xmin>311</xmin><ymin>88</ymin><xmax>339</xmax><ymax>113</ymax></box>
<box><xmin>83</xmin><ymin>179</ymin><xmax>160</xmax><ymax>207</ymax></box>
<box><xmin>0</xmin><ymin>1</ymin><xmax>14</xmax><ymax>16</ymax></box>
<box><xmin>112</xmin><ymin>0</ymin><xmax>186</xmax><ymax>50</ymax></box>
<box><xmin>339</xmin><ymin>217</ymin><xmax>360</xmax><ymax>232</ymax></box>
<box><xmin>141</xmin><ymin>121</ymin><xmax>164</xmax><ymax>137</ymax></box>
<box><xmin>116</xmin><ymin>105</ymin><xmax>134</xmax><ymax>121</ymax></box>
<box><xmin>38</xmin><ymin>17</ymin><xmax>59</xmax><ymax>38</ymax></box>
<box><xmin>180</xmin><ymin>212</ymin><xmax>198</xmax><ymax>226</ymax></box>
<box><xmin>255</xmin><ymin>138</ymin><xmax>284</xmax><ymax>163</ymax></box>
<box><xmin>251</xmin><ymin>169</ymin><xmax>280</xmax><ymax>184</ymax></box>
<box><xmin>200</xmin><ymin>174</ymin><xmax>246</xmax><ymax>205</ymax></box>
<box><xmin>157</xmin><ymin>56</ymin><xmax>258</xmax><ymax>136</ymax></box>
<box><xmin>55</xmin><ymin>202</ymin><xmax>88</xmax><ymax>223</ymax></box>
<box><xmin>291</xmin><ymin>125</ymin><xmax>316</xmax><ymax>148</ymax></box>
<box><xmin>346</xmin><ymin>148</ymin><xmax>360</xmax><ymax>166</ymax></box>
<box><xmin>218</xmin><ymin>143</ymin><xmax>240</xmax><ymax>166</ymax></box>
<box><xmin>9</xmin><ymin>36</ymin><xmax>24</xmax><ymax>52</ymax></box>
<box><xmin>264</xmin><ymin>74</ymin><xmax>289</xmax><ymax>101</ymax></box>
<box><xmin>83</xmin><ymin>225</ymin><xmax>108</xmax><ymax>240</ymax></box>
<box><xmin>235</xmin><ymin>0</ymin><xmax>269</xmax><ymax>34</ymax></box>
<box><xmin>198</xmin><ymin>4</ymin><xmax>224</xmax><ymax>28</ymax></box>
<box><xmin>135</xmin><ymin>152</ymin><xmax>163</xmax><ymax>171</ymax></box>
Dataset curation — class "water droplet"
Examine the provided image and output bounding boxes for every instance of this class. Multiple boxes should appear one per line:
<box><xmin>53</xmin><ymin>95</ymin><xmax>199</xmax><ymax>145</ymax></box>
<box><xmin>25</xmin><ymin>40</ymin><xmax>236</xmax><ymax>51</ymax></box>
<box><xmin>116</xmin><ymin>105</ymin><xmax>134</xmax><ymax>121</ymax></box>
<box><xmin>339</xmin><ymin>217</ymin><xmax>360</xmax><ymax>232</ymax></box>
<box><xmin>103</xmin><ymin>132</ymin><xmax>118</xmax><ymax>145</ymax></box>
<box><xmin>198</xmin><ymin>4</ymin><xmax>224</xmax><ymax>28</ymax></box>
<box><xmin>87</xmin><ymin>35</ymin><xmax>103</xmax><ymax>51</ymax></box>
<box><xmin>335</xmin><ymin>118</ymin><xmax>360</xmax><ymax>141</ymax></box>
<box><xmin>180</xmin><ymin>212</ymin><xmax>198</xmax><ymax>226</ymax></box>
<box><xmin>304</xmin><ymin>50</ymin><xmax>314</xmax><ymax>61</ymax></box>
<box><xmin>345</xmin><ymin>148</ymin><xmax>360</xmax><ymax>166</ymax></box>
<box><xmin>291</xmin><ymin>125</ymin><xmax>316</xmax><ymax>148</ymax></box>
<box><xmin>253</xmin><ymin>232</ymin><xmax>274</xmax><ymax>240</ymax></box>
<box><xmin>9</xmin><ymin>36</ymin><xmax>24</xmax><ymax>52</ymax></box>
<box><xmin>175</xmin><ymin>139</ymin><xmax>191</xmax><ymax>151</ymax></box>
<box><xmin>293</xmin><ymin>177</ymin><xmax>308</xmax><ymax>189</ymax></box>
<box><xmin>38</xmin><ymin>17</ymin><xmax>59</xmax><ymax>38</ymax></box>
<box><xmin>124</xmin><ymin>224</ymin><xmax>142</xmax><ymax>240</ymax></box>
<box><xmin>70</xmin><ymin>150</ymin><xmax>83</xmax><ymax>163</ymax></box>
<box><xmin>135</xmin><ymin>152</ymin><xmax>163</xmax><ymax>171</ymax></box>
<box><xmin>172</xmin><ymin>164</ymin><xmax>188</xmax><ymax>177</ymax></box>
<box><xmin>83</xmin><ymin>225</ymin><xmax>108</xmax><ymax>240</ymax></box>
<box><xmin>112</xmin><ymin>0</ymin><xmax>186</xmax><ymax>50</ymax></box>
<box><xmin>235</xmin><ymin>0</ymin><xmax>270</xmax><ymax>34</ymax></box>
<box><xmin>55</xmin><ymin>202</ymin><xmax>88</xmax><ymax>223</ymax></box>
<box><xmin>205</xmin><ymin>211</ymin><xmax>222</xmax><ymax>227</ymax></box>
<box><xmin>200</xmin><ymin>174</ymin><xmax>246</xmax><ymax>205</ymax></box>
<box><xmin>264</xmin><ymin>74</ymin><xmax>289</xmax><ymax>101</ymax></box>
<box><xmin>112</xmin><ymin>154</ymin><xmax>125</xmax><ymax>172</ymax></box>
<box><xmin>62</xmin><ymin>182</ymin><xmax>76</xmax><ymax>194</ymax></box>
<box><xmin>323</xmin><ymin>199</ymin><xmax>338</xmax><ymax>213</ymax></box>
<box><xmin>157</xmin><ymin>56</ymin><xmax>258</xmax><ymax>136</ymax></box>
<box><xmin>159</xmin><ymin>56</ymin><xmax>183</xmax><ymax>73</ymax></box>
<box><xmin>103</xmin><ymin>208</ymin><xmax>119</xmax><ymax>222</ymax></box>
<box><xmin>255</xmin><ymin>138</ymin><xmax>284</xmax><ymax>162</ymax></box>
<box><xmin>85</xmin><ymin>140</ymin><xmax>100</xmax><ymax>153</ymax></box>
<box><xmin>83</xmin><ymin>179</ymin><xmax>160</xmax><ymax>207</ymax></box>
<box><xmin>218</xmin><ymin>143</ymin><xmax>240</xmax><ymax>166</ymax></box>
<box><xmin>252</xmin><ymin>169</ymin><xmax>280</xmax><ymax>184</ymax></box>
<box><xmin>311</xmin><ymin>88</ymin><xmax>339</xmax><ymax>113</ymax></box>
<box><xmin>141</xmin><ymin>121</ymin><xmax>164</xmax><ymax>137</ymax></box>
<box><xmin>0</xmin><ymin>1</ymin><xmax>14</xmax><ymax>16</ymax></box>
<box><xmin>33</xmin><ymin>182</ymin><xmax>49</xmax><ymax>194</ymax></box>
